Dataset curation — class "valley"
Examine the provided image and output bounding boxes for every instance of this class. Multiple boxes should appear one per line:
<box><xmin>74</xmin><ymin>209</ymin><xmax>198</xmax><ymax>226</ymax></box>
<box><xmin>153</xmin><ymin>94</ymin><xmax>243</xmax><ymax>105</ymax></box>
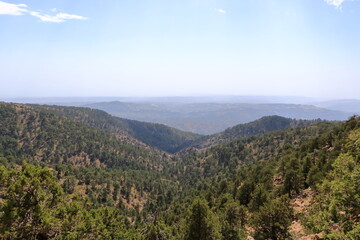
<box><xmin>0</xmin><ymin>102</ymin><xmax>358</xmax><ymax>239</ymax></box>
<box><xmin>85</xmin><ymin>101</ymin><xmax>351</xmax><ymax>135</ymax></box>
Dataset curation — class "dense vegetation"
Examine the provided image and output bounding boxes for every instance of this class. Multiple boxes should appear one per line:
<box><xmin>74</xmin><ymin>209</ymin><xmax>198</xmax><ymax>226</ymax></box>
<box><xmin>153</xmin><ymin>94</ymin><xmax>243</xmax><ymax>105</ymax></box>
<box><xmin>0</xmin><ymin>102</ymin><xmax>359</xmax><ymax>239</ymax></box>
<box><xmin>0</xmin><ymin>103</ymin><xmax>166</xmax><ymax>169</ymax></box>
<box><xmin>187</xmin><ymin>115</ymin><xmax>322</xmax><ymax>151</ymax></box>
<box><xmin>32</xmin><ymin>104</ymin><xmax>201</xmax><ymax>154</ymax></box>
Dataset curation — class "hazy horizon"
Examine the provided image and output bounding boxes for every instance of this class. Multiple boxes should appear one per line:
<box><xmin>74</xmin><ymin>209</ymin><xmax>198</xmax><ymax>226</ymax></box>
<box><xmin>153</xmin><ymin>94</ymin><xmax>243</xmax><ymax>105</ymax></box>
<box><xmin>2</xmin><ymin>94</ymin><xmax>359</xmax><ymax>102</ymax></box>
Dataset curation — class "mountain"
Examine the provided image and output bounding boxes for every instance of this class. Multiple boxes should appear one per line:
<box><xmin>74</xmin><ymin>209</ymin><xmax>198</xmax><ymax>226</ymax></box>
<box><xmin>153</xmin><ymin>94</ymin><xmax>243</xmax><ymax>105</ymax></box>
<box><xmin>85</xmin><ymin>101</ymin><xmax>350</xmax><ymax>134</ymax></box>
<box><xmin>2</xmin><ymin>95</ymin><xmax>318</xmax><ymax>105</ymax></box>
<box><xmin>2</xmin><ymin>95</ymin><xmax>317</xmax><ymax>105</ymax></box>
<box><xmin>0</xmin><ymin>102</ymin><xmax>167</xmax><ymax>170</ymax></box>
<box><xmin>0</xmin><ymin>102</ymin><xmax>182</xmax><ymax>238</ymax></box>
<box><xmin>162</xmin><ymin>116</ymin><xmax>359</xmax><ymax>239</ymax></box>
<box><xmin>184</xmin><ymin>115</ymin><xmax>324</xmax><ymax>151</ymax></box>
<box><xmin>31</xmin><ymin>104</ymin><xmax>202</xmax><ymax>154</ymax></box>
<box><xmin>312</xmin><ymin>99</ymin><xmax>360</xmax><ymax>114</ymax></box>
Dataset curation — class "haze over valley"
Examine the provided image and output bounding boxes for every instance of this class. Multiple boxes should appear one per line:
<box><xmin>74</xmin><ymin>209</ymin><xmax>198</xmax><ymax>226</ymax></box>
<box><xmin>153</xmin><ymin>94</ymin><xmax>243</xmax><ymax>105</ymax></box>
<box><xmin>3</xmin><ymin>96</ymin><xmax>357</xmax><ymax>135</ymax></box>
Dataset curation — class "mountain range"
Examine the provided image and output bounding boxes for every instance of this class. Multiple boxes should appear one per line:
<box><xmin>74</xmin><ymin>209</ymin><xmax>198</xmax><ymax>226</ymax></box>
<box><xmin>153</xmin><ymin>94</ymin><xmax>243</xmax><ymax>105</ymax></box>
<box><xmin>85</xmin><ymin>101</ymin><xmax>350</xmax><ymax>134</ymax></box>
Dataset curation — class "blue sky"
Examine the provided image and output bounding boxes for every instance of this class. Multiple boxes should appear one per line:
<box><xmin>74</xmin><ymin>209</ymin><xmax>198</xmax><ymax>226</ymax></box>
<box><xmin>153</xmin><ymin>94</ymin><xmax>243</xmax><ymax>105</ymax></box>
<box><xmin>1</xmin><ymin>0</ymin><xmax>360</xmax><ymax>99</ymax></box>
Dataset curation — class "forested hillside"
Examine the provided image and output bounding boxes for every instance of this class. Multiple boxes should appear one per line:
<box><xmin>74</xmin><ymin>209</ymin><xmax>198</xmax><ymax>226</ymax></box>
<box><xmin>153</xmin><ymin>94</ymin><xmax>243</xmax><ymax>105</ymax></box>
<box><xmin>185</xmin><ymin>116</ymin><xmax>322</xmax><ymax>151</ymax></box>
<box><xmin>0</xmin><ymin>102</ymin><xmax>180</xmax><ymax>228</ymax></box>
<box><xmin>32</xmin><ymin>104</ymin><xmax>201</xmax><ymax>153</ymax></box>
<box><xmin>159</xmin><ymin>116</ymin><xmax>359</xmax><ymax>239</ymax></box>
<box><xmin>0</xmin><ymin>102</ymin><xmax>359</xmax><ymax>239</ymax></box>
<box><xmin>0</xmin><ymin>103</ymin><xmax>167</xmax><ymax>169</ymax></box>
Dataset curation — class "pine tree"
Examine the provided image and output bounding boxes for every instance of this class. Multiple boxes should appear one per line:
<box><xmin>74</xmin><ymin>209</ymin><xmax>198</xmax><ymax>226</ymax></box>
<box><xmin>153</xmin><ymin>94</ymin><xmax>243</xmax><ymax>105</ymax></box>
<box><xmin>252</xmin><ymin>196</ymin><xmax>293</xmax><ymax>240</ymax></box>
<box><xmin>184</xmin><ymin>198</ymin><xmax>220</xmax><ymax>240</ymax></box>
<box><xmin>221</xmin><ymin>203</ymin><xmax>247</xmax><ymax>240</ymax></box>
<box><xmin>0</xmin><ymin>164</ymin><xmax>63</xmax><ymax>239</ymax></box>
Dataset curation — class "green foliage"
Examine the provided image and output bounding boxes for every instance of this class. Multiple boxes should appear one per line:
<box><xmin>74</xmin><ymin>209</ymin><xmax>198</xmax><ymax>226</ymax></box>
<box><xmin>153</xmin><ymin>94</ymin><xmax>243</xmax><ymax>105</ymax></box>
<box><xmin>142</xmin><ymin>220</ymin><xmax>169</xmax><ymax>240</ymax></box>
<box><xmin>304</xmin><ymin>153</ymin><xmax>360</xmax><ymax>238</ymax></box>
<box><xmin>213</xmin><ymin>115</ymin><xmax>320</xmax><ymax>147</ymax></box>
<box><xmin>0</xmin><ymin>164</ymin><xmax>142</xmax><ymax>239</ymax></box>
<box><xmin>251</xmin><ymin>196</ymin><xmax>293</xmax><ymax>240</ymax></box>
<box><xmin>249</xmin><ymin>184</ymin><xmax>270</xmax><ymax>212</ymax></box>
<box><xmin>0</xmin><ymin>102</ymin><xmax>359</xmax><ymax>239</ymax></box>
<box><xmin>75</xmin><ymin>207</ymin><xmax>140</xmax><ymax>240</ymax></box>
<box><xmin>184</xmin><ymin>198</ymin><xmax>220</xmax><ymax>240</ymax></box>
<box><xmin>220</xmin><ymin>203</ymin><xmax>247</xmax><ymax>240</ymax></box>
<box><xmin>281</xmin><ymin>158</ymin><xmax>302</xmax><ymax>197</ymax></box>
<box><xmin>0</xmin><ymin>103</ymin><xmax>167</xmax><ymax>170</ymax></box>
<box><xmin>188</xmin><ymin>115</ymin><xmax>323</xmax><ymax>153</ymax></box>
<box><xmin>34</xmin><ymin>104</ymin><xmax>201</xmax><ymax>153</ymax></box>
<box><xmin>0</xmin><ymin>163</ymin><xmax>63</xmax><ymax>239</ymax></box>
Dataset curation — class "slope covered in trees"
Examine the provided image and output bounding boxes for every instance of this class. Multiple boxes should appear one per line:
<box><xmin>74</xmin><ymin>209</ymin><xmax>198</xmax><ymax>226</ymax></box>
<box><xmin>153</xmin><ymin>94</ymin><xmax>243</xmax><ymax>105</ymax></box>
<box><xmin>184</xmin><ymin>115</ymin><xmax>322</xmax><ymax>151</ymax></box>
<box><xmin>0</xmin><ymin>102</ymin><xmax>180</xmax><ymax>220</ymax></box>
<box><xmin>0</xmin><ymin>102</ymin><xmax>359</xmax><ymax>239</ymax></box>
<box><xmin>32</xmin><ymin>104</ymin><xmax>201</xmax><ymax>153</ymax></box>
<box><xmin>0</xmin><ymin>103</ymin><xmax>167</xmax><ymax>169</ymax></box>
<box><xmin>159</xmin><ymin>116</ymin><xmax>359</xmax><ymax>239</ymax></box>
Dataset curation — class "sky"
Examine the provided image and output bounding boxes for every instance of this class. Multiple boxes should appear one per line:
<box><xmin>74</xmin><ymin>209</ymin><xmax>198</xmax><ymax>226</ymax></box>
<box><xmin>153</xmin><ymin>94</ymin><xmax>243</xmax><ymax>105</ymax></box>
<box><xmin>1</xmin><ymin>0</ymin><xmax>360</xmax><ymax>99</ymax></box>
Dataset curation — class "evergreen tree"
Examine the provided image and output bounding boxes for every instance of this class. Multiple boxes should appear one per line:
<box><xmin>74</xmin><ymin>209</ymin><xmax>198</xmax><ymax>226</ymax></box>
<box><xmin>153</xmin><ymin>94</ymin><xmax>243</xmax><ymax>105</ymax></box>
<box><xmin>304</xmin><ymin>153</ymin><xmax>360</xmax><ymax>239</ymax></box>
<box><xmin>252</xmin><ymin>196</ymin><xmax>293</xmax><ymax>240</ymax></box>
<box><xmin>248</xmin><ymin>184</ymin><xmax>269</xmax><ymax>211</ymax></box>
<box><xmin>0</xmin><ymin>164</ymin><xmax>63</xmax><ymax>239</ymax></box>
<box><xmin>142</xmin><ymin>219</ymin><xmax>168</xmax><ymax>240</ymax></box>
<box><xmin>184</xmin><ymin>198</ymin><xmax>220</xmax><ymax>240</ymax></box>
<box><xmin>221</xmin><ymin>203</ymin><xmax>247</xmax><ymax>240</ymax></box>
<box><xmin>282</xmin><ymin>159</ymin><xmax>302</xmax><ymax>197</ymax></box>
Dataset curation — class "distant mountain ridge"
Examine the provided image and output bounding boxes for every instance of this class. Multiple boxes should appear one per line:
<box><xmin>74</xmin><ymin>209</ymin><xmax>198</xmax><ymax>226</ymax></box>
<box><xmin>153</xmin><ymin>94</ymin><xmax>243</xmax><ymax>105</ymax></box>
<box><xmin>85</xmin><ymin>101</ymin><xmax>350</xmax><ymax>134</ymax></box>
<box><xmin>312</xmin><ymin>99</ymin><xmax>360</xmax><ymax>114</ymax></box>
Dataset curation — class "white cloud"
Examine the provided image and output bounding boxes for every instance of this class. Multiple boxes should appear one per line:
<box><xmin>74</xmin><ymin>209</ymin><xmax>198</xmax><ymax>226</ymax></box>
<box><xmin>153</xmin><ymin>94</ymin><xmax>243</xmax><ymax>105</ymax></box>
<box><xmin>0</xmin><ymin>1</ymin><xmax>87</xmax><ymax>22</ymax></box>
<box><xmin>0</xmin><ymin>1</ymin><xmax>28</xmax><ymax>15</ymax></box>
<box><xmin>216</xmin><ymin>8</ymin><xmax>226</xmax><ymax>14</ymax></box>
<box><xmin>324</xmin><ymin>0</ymin><xmax>345</xmax><ymax>8</ymax></box>
<box><xmin>323</xmin><ymin>0</ymin><xmax>357</xmax><ymax>8</ymax></box>
<box><xmin>30</xmin><ymin>12</ymin><xmax>88</xmax><ymax>23</ymax></box>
